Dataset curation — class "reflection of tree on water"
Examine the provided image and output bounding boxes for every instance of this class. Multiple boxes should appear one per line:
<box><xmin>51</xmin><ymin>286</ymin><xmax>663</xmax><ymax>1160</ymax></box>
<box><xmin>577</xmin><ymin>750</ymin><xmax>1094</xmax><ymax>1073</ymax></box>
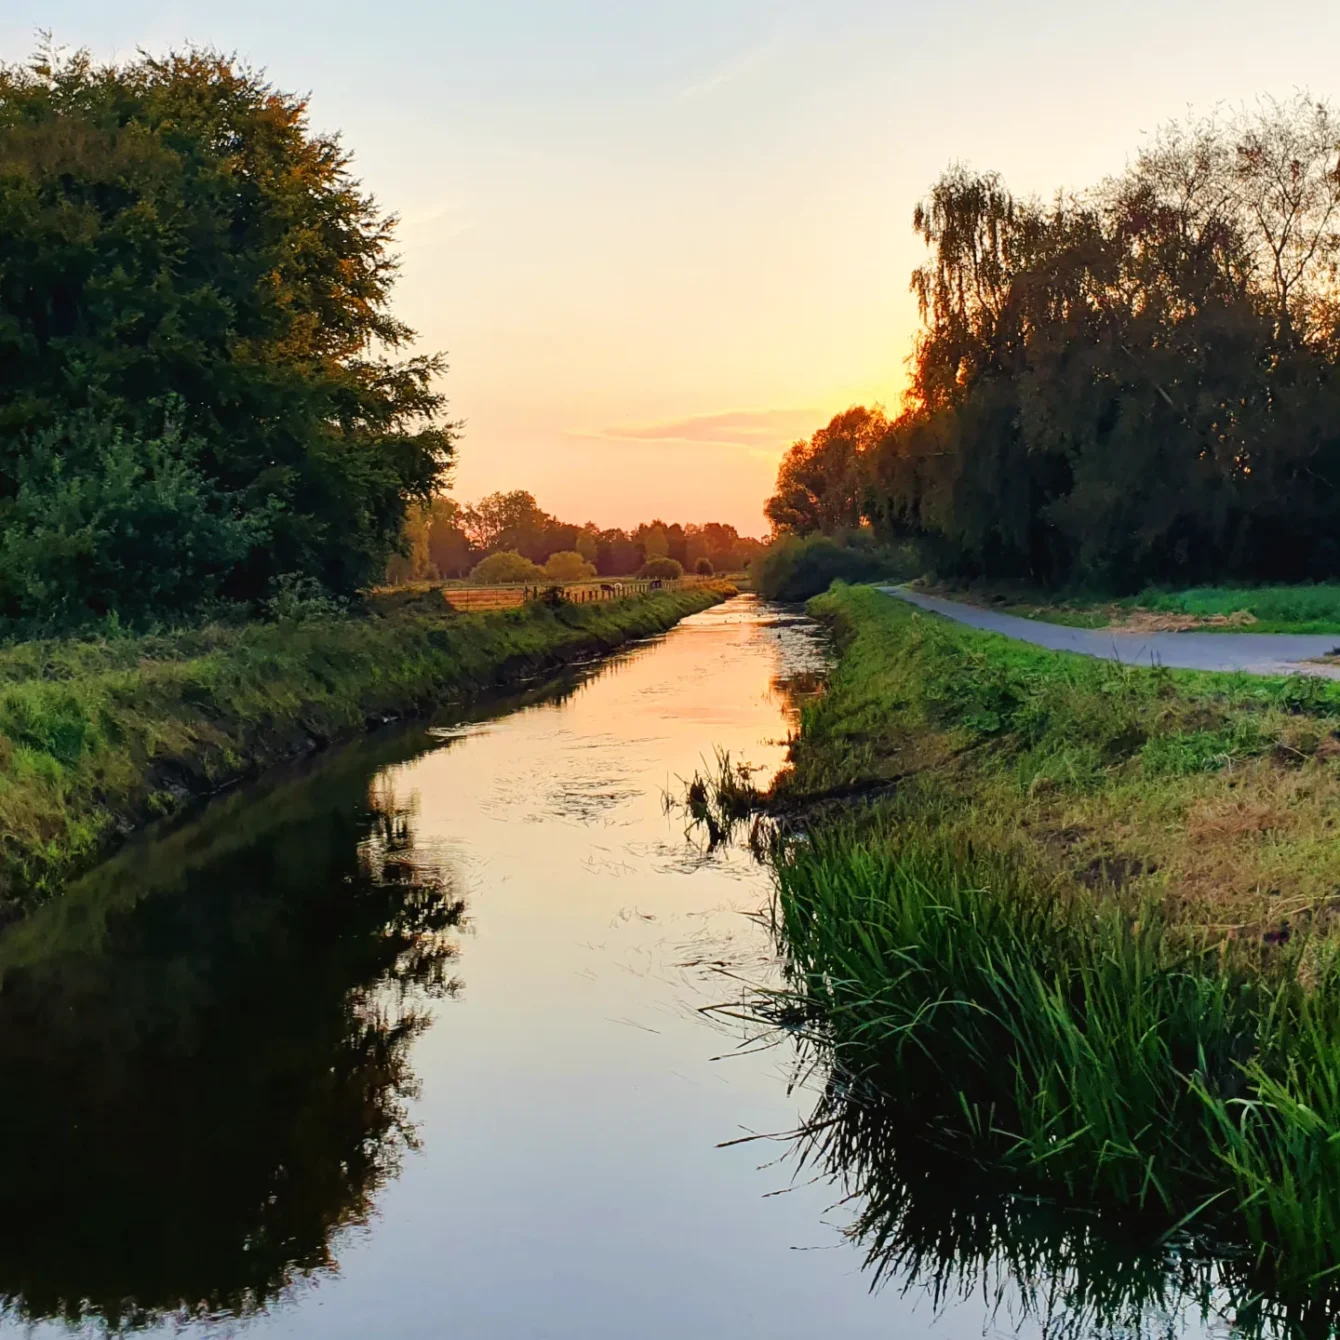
<box><xmin>0</xmin><ymin>764</ymin><xmax>464</xmax><ymax>1332</ymax></box>
<box><xmin>766</xmin><ymin>1049</ymin><xmax>1339</xmax><ymax>1340</ymax></box>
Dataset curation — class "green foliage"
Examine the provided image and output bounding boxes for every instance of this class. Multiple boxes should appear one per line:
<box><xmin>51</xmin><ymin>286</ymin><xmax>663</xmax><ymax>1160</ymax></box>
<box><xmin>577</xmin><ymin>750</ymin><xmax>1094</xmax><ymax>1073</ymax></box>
<box><xmin>0</xmin><ymin>45</ymin><xmax>456</xmax><ymax>612</ymax></box>
<box><xmin>753</xmin><ymin>534</ymin><xmax>920</xmax><ymax>601</ymax></box>
<box><xmin>693</xmin><ymin>557</ymin><xmax>714</xmax><ymax>576</ymax></box>
<box><xmin>638</xmin><ymin>556</ymin><xmax>683</xmax><ymax>580</ymax></box>
<box><xmin>468</xmin><ymin>550</ymin><xmax>545</xmax><ymax>584</ymax></box>
<box><xmin>264</xmin><ymin>573</ymin><xmax>348</xmax><ymax>622</ymax></box>
<box><xmin>0</xmin><ymin>412</ymin><xmax>270</xmax><ymax>633</ymax></box>
<box><xmin>1137</xmin><ymin>584</ymin><xmax>1340</xmax><ymax>631</ymax></box>
<box><xmin>542</xmin><ymin>550</ymin><xmax>596</xmax><ymax>582</ymax></box>
<box><xmin>769</xmin><ymin>100</ymin><xmax>1340</xmax><ymax>592</ymax></box>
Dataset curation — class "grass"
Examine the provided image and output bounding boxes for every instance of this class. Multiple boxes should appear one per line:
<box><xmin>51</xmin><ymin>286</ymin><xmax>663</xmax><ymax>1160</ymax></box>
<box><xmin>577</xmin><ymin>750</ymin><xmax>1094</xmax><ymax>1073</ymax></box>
<box><xmin>926</xmin><ymin>581</ymin><xmax>1340</xmax><ymax>634</ymax></box>
<box><xmin>768</xmin><ymin>835</ymin><xmax>1340</xmax><ymax>1308</ymax></box>
<box><xmin>741</xmin><ymin>582</ymin><xmax>1340</xmax><ymax>1311</ymax></box>
<box><xmin>780</xmin><ymin>584</ymin><xmax>1340</xmax><ymax>932</ymax></box>
<box><xmin>0</xmin><ymin>583</ymin><xmax>733</xmax><ymax>909</ymax></box>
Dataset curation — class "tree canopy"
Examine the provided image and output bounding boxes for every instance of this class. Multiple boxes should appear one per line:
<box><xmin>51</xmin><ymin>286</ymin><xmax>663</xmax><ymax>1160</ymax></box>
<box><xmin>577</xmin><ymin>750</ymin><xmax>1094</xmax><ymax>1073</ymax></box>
<box><xmin>0</xmin><ymin>45</ymin><xmax>456</xmax><ymax>626</ymax></box>
<box><xmin>384</xmin><ymin>488</ymin><xmax>764</xmax><ymax>584</ymax></box>
<box><xmin>768</xmin><ymin>97</ymin><xmax>1340</xmax><ymax>591</ymax></box>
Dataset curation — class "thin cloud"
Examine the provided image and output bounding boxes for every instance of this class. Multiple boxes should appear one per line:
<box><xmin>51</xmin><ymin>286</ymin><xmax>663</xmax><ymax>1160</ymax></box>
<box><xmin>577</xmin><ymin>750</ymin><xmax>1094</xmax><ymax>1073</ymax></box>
<box><xmin>565</xmin><ymin>407</ymin><xmax>820</xmax><ymax>457</ymax></box>
<box><xmin>678</xmin><ymin>33</ymin><xmax>784</xmax><ymax>101</ymax></box>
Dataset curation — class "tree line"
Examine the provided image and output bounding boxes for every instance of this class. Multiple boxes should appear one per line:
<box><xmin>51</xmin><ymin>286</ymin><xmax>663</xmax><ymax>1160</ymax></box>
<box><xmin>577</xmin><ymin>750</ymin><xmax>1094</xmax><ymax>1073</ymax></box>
<box><xmin>768</xmin><ymin>96</ymin><xmax>1340</xmax><ymax>591</ymax></box>
<box><xmin>385</xmin><ymin>489</ymin><xmax>763</xmax><ymax>585</ymax></box>
<box><xmin>0</xmin><ymin>45</ymin><xmax>455</xmax><ymax>631</ymax></box>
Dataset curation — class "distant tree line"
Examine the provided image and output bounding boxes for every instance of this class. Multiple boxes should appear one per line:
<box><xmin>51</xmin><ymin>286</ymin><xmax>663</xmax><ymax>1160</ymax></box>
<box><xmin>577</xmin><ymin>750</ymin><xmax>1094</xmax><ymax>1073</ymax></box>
<box><xmin>0</xmin><ymin>46</ymin><xmax>455</xmax><ymax>631</ymax></box>
<box><xmin>385</xmin><ymin>489</ymin><xmax>763</xmax><ymax>585</ymax></box>
<box><xmin>768</xmin><ymin>97</ymin><xmax>1340</xmax><ymax>591</ymax></box>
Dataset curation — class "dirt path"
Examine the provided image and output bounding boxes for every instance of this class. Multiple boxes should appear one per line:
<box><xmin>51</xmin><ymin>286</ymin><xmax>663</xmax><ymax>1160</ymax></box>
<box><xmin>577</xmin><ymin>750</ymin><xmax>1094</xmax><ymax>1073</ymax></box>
<box><xmin>881</xmin><ymin>587</ymin><xmax>1340</xmax><ymax>678</ymax></box>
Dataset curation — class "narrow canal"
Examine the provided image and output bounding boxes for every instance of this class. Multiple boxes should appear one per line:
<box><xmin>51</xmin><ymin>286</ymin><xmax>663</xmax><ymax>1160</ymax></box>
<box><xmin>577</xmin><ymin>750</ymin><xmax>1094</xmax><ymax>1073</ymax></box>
<box><xmin>0</xmin><ymin>597</ymin><xmax>1225</xmax><ymax>1338</ymax></box>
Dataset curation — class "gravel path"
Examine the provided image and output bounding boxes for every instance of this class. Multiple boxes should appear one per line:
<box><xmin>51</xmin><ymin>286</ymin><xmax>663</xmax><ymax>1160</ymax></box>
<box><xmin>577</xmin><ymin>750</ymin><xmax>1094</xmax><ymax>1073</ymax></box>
<box><xmin>880</xmin><ymin>587</ymin><xmax>1340</xmax><ymax>679</ymax></box>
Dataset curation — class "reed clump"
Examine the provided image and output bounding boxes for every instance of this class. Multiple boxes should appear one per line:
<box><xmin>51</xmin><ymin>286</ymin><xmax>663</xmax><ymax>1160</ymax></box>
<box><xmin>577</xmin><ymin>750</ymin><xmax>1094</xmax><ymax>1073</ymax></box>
<box><xmin>771</xmin><ymin>828</ymin><xmax>1340</xmax><ymax>1294</ymax></box>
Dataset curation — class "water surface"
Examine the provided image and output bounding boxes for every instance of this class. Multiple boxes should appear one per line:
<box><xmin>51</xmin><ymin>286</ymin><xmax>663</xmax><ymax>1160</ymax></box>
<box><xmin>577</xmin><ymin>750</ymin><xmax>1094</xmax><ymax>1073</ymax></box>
<box><xmin>0</xmin><ymin>597</ymin><xmax>1237</xmax><ymax>1338</ymax></box>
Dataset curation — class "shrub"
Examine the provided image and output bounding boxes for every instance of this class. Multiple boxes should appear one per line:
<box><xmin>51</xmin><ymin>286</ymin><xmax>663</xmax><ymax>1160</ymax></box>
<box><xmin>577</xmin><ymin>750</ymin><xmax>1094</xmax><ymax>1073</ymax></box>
<box><xmin>0</xmin><ymin>414</ymin><xmax>270</xmax><ymax>632</ymax></box>
<box><xmin>752</xmin><ymin>532</ymin><xmax>920</xmax><ymax>601</ymax></box>
<box><xmin>639</xmin><ymin>557</ymin><xmax>683</xmax><ymax>580</ymax></box>
<box><xmin>694</xmin><ymin>557</ymin><xmax>714</xmax><ymax>576</ymax></box>
<box><xmin>543</xmin><ymin>551</ymin><xmax>596</xmax><ymax>582</ymax></box>
<box><xmin>469</xmin><ymin>551</ymin><xmax>545</xmax><ymax>584</ymax></box>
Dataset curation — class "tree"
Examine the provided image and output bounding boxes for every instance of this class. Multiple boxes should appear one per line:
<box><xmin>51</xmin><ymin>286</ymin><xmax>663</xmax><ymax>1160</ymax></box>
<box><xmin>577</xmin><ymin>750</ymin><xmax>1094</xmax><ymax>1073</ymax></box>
<box><xmin>0</xmin><ymin>44</ymin><xmax>456</xmax><ymax>610</ymax></box>
<box><xmin>425</xmin><ymin>498</ymin><xmax>473</xmax><ymax>578</ymax></box>
<box><xmin>469</xmin><ymin>551</ymin><xmax>544</xmax><ymax>584</ymax></box>
<box><xmin>639</xmin><ymin>524</ymin><xmax>670</xmax><ymax>559</ymax></box>
<box><xmin>639</xmin><ymin>556</ymin><xmax>683</xmax><ymax>579</ymax></box>
<box><xmin>764</xmin><ymin>407</ymin><xmax>888</xmax><ymax>536</ymax></box>
<box><xmin>780</xmin><ymin>98</ymin><xmax>1340</xmax><ymax>591</ymax></box>
<box><xmin>461</xmin><ymin>492</ymin><xmax>546</xmax><ymax>551</ymax></box>
<box><xmin>575</xmin><ymin>527</ymin><xmax>599</xmax><ymax>563</ymax></box>
<box><xmin>543</xmin><ymin>551</ymin><xmax>596</xmax><ymax>582</ymax></box>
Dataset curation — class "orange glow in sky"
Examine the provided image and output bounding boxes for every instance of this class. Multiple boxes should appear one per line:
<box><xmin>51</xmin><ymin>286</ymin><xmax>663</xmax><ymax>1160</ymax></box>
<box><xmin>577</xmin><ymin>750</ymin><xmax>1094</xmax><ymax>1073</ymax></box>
<box><xmin>9</xmin><ymin>1</ymin><xmax>1340</xmax><ymax>532</ymax></box>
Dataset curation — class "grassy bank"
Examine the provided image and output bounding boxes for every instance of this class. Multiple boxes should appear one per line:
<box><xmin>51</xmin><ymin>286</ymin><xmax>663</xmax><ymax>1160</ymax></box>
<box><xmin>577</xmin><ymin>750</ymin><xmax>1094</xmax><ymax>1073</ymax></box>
<box><xmin>783</xmin><ymin>584</ymin><xmax>1340</xmax><ymax>927</ymax></box>
<box><xmin>0</xmin><ymin>584</ymin><xmax>732</xmax><ymax>909</ymax></box>
<box><xmin>759</xmin><ymin>583</ymin><xmax>1340</xmax><ymax>1304</ymax></box>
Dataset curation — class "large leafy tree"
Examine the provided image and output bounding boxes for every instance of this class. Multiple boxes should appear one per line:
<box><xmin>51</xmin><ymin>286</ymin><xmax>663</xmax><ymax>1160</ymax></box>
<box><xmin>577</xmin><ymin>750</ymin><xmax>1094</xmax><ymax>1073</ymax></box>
<box><xmin>764</xmin><ymin>406</ymin><xmax>889</xmax><ymax>536</ymax></box>
<box><xmin>0</xmin><ymin>45</ymin><xmax>456</xmax><ymax>612</ymax></box>
<box><xmin>771</xmin><ymin>97</ymin><xmax>1340</xmax><ymax>591</ymax></box>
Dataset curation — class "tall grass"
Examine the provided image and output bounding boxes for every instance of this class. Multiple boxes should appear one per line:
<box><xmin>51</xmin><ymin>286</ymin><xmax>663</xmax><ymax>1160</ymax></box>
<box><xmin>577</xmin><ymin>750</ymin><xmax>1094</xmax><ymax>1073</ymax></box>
<box><xmin>1132</xmin><ymin>583</ymin><xmax>1340</xmax><ymax>632</ymax></box>
<box><xmin>769</xmin><ymin>825</ymin><xmax>1340</xmax><ymax>1298</ymax></box>
<box><xmin>774</xmin><ymin>1060</ymin><xmax>1332</xmax><ymax>1340</ymax></box>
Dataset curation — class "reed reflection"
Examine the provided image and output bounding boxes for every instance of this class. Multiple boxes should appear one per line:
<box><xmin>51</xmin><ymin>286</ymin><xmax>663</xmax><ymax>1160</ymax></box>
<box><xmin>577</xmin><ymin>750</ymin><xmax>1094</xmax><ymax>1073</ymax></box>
<box><xmin>763</xmin><ymin>1034</ymin><xmax>1340</xmax><ymax>1340</ymax></box>
<box><xmin>0</xmin><ymin>746</ymin><xmax>464</xmax><ymax>1332</ymax></box>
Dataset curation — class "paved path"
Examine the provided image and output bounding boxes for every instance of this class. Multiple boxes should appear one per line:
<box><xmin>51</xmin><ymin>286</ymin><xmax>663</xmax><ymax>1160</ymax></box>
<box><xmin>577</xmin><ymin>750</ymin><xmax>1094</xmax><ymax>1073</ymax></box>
<box><xmin>880</xmin><ymin>587</ymin><xmax>1340</xmax><ymax>678</ymax></box>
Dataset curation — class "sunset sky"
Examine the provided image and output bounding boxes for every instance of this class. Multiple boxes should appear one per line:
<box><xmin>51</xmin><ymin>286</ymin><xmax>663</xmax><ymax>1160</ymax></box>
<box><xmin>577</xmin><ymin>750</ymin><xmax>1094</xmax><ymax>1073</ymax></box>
<box><xmin>6</xmin><ymin>1</ymin><xmax>1340</xmax><ymax>533</ymax></box>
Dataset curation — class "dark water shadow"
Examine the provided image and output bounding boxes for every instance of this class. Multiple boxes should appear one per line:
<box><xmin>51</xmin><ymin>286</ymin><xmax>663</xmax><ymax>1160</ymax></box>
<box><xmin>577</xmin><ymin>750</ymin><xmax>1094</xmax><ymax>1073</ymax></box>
<box><xmin>0</xmin><ymin>661</ymin><xmax>629</xmax><ymax>1332</ymax></box>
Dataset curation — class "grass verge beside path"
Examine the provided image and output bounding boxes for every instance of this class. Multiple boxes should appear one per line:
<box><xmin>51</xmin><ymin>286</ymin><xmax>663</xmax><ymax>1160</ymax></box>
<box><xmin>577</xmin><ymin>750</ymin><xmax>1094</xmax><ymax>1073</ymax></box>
<box><xmin>761</xmin><ymin>583</ymin><xmax>1340</xmax><ymax>1307</ymax></box>
<box><xmin>0</xmin><ymin>584</ymin><xmax>732</xmax><ymax>910</ymax></box>
<box><xmin>923</xmin><ymin>580</ymin><xmax>1340</xmax><ymax>634</ymax></box>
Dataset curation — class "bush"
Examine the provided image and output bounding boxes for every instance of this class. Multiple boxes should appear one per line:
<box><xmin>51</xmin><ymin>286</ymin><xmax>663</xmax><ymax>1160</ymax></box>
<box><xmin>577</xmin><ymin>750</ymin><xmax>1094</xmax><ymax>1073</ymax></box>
<box><xmin>638</xmin><ymin>557</ymin><xmax>683</xmax><ymax>580</ymax></box>
<box><xmin>752</xmin><ymin>532</ymin><xmax>920</xmax><ymax>601</ymax></box>
<box><xmin>543</xmin><ymin>551</ymin><xmax>596</xmax><ymax>582</ymax></box>
<box><xmin>693</xmin><ymin>557</ymin><xmax>714</xmax><ymax>576</ymax></box>
<box><xmin>0</xmin><ymin>414</ymin><xmax>270</xmax><ymax>632</ymax></box>
<box><xmin>469</xmin><ymin>551</ymin><xmax>545</xmax><ymax>584</ymax></box>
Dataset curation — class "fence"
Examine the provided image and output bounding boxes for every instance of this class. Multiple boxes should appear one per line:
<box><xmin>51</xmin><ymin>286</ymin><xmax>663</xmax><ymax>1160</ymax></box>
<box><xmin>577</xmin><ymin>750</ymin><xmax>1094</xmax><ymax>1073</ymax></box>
<box><xmin>440</xmin><ymin>575</ymin><xmax>717</xmax><ymax>613</ymax></box>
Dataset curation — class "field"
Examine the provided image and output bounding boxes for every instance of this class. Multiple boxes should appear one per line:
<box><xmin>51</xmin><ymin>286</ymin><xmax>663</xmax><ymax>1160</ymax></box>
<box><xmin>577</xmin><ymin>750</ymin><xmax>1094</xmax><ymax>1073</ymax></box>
<box><xmin>433</xmin><ymin>574</ymin><xmax>719</xmax><ymax>612</ymax></box>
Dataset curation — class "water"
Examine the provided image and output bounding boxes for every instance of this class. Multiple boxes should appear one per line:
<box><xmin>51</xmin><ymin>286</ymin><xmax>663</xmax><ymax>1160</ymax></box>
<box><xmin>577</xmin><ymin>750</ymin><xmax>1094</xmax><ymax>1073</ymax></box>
<box><xmin>0</xmin><ymin>597</ymin><xmax>1235</xmax><ymax>1339</ymax></box>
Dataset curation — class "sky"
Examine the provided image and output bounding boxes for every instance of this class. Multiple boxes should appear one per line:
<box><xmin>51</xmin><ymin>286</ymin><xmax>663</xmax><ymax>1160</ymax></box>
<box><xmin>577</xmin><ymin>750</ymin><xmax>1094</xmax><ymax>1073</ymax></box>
<box><xmin>5</xmin><ymin>2</ymin><xmax>1340</xmax><ymax>533</ymax></box>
